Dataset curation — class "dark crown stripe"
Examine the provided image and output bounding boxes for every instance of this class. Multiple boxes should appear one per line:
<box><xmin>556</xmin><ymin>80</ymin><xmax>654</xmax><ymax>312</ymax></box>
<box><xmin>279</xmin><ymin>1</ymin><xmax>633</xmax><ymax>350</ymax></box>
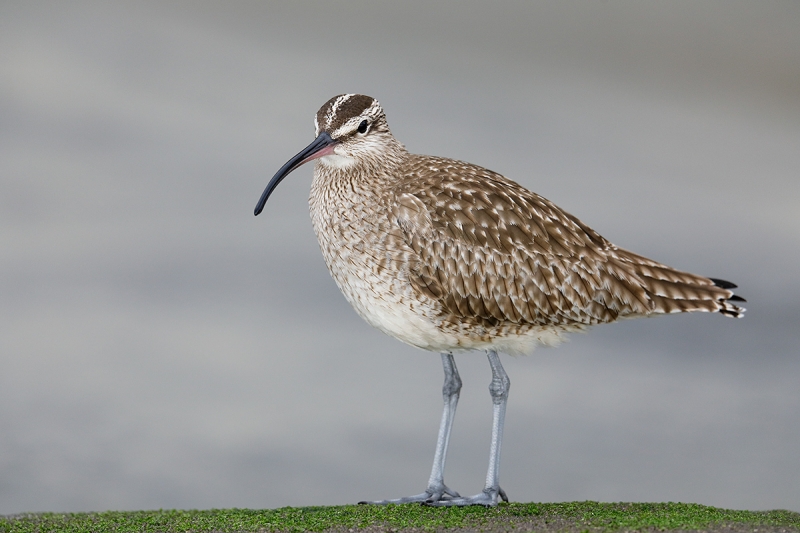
<box><xmin>317</xmin><ymin>94</ymin><xmax>375</xmax><ymax>133</ymax></box>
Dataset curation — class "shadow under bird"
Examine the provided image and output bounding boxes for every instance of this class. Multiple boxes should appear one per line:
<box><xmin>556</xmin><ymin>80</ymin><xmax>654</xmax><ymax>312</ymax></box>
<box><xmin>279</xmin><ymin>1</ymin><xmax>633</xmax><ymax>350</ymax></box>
<box><xmin>254</xmin><ymin>94</ymin><xmax>746</xmax><ymax>506</ymax></box>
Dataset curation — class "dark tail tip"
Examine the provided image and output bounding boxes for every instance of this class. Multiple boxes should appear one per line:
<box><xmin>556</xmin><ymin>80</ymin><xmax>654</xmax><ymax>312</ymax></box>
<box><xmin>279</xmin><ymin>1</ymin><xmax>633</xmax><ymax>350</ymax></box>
<box><xmin>728</xmin><ymin>294</ymin><xmax>747</xmax><ymax>302</ymax></box>
<box><xmin>709</xmin><ymin>278</ymin><xmax>737</xmax><ymax>289</ymax></box>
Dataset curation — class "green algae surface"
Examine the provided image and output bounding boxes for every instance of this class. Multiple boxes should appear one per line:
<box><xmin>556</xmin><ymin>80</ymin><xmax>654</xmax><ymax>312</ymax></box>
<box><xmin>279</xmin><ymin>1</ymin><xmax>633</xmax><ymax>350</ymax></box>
<box><xmin>2</xmin><ymin>501</ymin><xmax>799</xmax><ymax>532</ymax></box>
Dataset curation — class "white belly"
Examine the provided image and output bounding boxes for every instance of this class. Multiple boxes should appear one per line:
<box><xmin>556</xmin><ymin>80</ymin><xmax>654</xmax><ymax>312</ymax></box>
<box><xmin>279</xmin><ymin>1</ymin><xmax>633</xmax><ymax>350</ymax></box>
<box><xmin>323</xmin><ymin>240</ymin><xmax>463</xmax><ymax>351</ymax></box>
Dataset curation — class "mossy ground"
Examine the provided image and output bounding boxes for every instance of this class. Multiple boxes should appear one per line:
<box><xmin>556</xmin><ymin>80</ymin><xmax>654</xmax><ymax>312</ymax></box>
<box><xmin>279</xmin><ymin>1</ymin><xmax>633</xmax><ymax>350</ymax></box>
<box><xmin>2</xmin><ymin>502</ymin><xmax>798</xmax><ymax>533</ymax></box>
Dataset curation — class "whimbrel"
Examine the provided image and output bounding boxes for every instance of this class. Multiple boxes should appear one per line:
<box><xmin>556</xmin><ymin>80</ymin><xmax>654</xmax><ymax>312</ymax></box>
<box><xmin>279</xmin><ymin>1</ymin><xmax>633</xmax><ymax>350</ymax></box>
<box><xmin>254</xmin><ymin>94</ymin><xmax>745</xmax><ymax>506</ymax></box>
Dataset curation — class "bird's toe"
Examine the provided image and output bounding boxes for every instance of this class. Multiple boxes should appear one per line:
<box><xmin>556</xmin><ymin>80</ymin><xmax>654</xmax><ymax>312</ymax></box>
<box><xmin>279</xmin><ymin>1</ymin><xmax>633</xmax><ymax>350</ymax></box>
<box><xmin>425</xmin><ymin>487</ymin><xmax>508</xmax><ymax>507</ymax></box>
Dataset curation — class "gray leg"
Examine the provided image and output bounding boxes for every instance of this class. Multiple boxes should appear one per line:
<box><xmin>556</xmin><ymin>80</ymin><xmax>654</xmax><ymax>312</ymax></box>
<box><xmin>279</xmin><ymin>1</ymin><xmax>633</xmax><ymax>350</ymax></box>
<box><xmin>429</xmin><ymin>349</ymin><xmax>510</xmax><ymax>507</ymax></box>
<box><xmin>359</xmin><ymin>352</ymin><xmax>463</xmax><ymax>504</ymax></box>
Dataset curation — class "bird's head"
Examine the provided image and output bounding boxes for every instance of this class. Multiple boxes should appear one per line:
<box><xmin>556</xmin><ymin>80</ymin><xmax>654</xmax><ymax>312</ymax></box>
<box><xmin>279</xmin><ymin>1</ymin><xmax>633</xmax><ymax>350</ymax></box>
<box><xmin>254</xmin><ymin>94</ymin><xmax>397</xmax><ymax>216</ymax></box>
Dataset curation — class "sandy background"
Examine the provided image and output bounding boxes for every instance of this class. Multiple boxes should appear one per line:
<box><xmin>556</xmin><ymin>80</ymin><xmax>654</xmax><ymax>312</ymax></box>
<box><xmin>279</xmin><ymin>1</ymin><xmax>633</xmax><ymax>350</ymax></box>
<box><xmin>1</xmin><ymin>1</ymin><xmax>798</xmax><ymax>514</ymax></box>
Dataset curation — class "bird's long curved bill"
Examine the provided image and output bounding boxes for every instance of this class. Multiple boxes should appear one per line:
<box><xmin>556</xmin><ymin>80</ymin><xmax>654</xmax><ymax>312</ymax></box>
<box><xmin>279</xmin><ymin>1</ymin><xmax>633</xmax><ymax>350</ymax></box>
<box><xmin>254</xmin><ymin>132</ymin><xmax>336</xmax><ymax>216</ymax></box>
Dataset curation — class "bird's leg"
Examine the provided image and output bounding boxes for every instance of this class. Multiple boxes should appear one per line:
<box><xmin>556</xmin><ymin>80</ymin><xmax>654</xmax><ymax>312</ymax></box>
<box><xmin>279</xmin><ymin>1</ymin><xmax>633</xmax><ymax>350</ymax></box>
<box><xmin>482</xmin><ymin>350</ymin><xmax>511</xmax><ymax>503</ymax></box>
<box><xmin>424</xmin><ymin>352</ymin><xmax>463</xmax><ymax>501</ymax></box>
<box><xmin>359</xmin><ymin>352</ymin><xmax>462</xmax><ymax>504</ymax></box>
<box><xmin>428</xmin><ymin>349</ymin><xmax>510</xmax><ymax>507</ymax></box>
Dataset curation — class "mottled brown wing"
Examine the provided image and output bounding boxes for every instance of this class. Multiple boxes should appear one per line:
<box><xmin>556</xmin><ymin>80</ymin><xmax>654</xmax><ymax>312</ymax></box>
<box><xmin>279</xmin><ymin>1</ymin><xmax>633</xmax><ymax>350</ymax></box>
<box><xmin>392</xmin><ymin>155</ymin><xmax>663</xmax><ymax>328</ymax></box>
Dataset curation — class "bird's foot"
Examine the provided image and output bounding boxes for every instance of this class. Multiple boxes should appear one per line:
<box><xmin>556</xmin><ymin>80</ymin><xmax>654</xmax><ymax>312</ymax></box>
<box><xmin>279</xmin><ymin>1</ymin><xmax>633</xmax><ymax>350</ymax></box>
<box><xmin>358</xmin><ymin>483</ymin><xmax>461</xmax><ymax>505</ymax></box>
<box><xmin>425</xmin><ymin>486</ymin><xmax>508</xmax><ymax>507</ymax></box>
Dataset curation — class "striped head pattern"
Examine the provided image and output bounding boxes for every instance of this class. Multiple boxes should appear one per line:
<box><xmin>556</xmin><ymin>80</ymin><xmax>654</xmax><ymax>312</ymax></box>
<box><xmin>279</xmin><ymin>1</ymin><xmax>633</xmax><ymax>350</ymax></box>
<box><xmin>313</xmin><ymin>94</ymin><xmax>401</xmax><ymax>170</ymax></box>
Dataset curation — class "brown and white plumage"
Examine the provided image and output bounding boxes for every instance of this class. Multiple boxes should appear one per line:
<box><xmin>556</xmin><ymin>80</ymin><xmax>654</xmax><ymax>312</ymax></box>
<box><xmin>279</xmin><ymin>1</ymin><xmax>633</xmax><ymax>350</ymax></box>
<box><xmin>300</xmin><ymin>95</ymin><xmax>744</xmax><ymax>355</ymax></box>
<box><xmin>395</xmin><ymin>156</ymin><xmax>744</xmax><ymax>329</ymax></box>
<box><xmin>255</xmin><ymin>93</ymin><xmax>745</xmax><ymax>506</ymax></box>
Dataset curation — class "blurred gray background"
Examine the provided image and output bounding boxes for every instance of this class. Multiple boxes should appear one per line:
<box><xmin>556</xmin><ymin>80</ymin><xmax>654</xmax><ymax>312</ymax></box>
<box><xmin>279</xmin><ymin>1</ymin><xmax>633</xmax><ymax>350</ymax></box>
<box><xmin>1</xmin><ymin>0</ymin><xmax>799</xmax><ymax>514</ymax></box>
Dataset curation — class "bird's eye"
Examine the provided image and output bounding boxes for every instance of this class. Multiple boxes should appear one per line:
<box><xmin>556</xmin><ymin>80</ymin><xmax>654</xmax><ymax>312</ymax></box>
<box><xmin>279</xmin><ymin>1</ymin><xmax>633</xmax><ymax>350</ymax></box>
<box><xmin>357</xmin><ymin>120</ymin><xmax>368</xmax><ymax>134</ymax></box>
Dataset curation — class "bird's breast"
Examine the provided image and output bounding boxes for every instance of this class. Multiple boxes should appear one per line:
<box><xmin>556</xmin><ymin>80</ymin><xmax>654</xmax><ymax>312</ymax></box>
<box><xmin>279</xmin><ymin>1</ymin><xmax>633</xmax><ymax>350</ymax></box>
<box><xmin>307</xmin><ymin>172</ymin><xmax>461</xmax><ymax>351</ymax></box>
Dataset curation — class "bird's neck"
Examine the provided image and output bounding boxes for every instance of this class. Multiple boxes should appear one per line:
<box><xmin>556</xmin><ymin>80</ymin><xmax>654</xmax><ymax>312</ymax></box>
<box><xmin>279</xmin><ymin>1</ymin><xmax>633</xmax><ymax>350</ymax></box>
<box><xmin>311</xmin><ymin>141</ymin><xmax>409</xmax><ymax>206</ymax></box>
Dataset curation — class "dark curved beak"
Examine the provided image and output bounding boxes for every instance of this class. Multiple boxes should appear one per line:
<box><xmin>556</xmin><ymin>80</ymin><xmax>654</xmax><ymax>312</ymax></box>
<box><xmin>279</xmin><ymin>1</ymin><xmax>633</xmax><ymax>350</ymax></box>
<box><xmin>254</xmin><ymin>132</ymin><xmax>336</xmax><ymax>216</ymax></box>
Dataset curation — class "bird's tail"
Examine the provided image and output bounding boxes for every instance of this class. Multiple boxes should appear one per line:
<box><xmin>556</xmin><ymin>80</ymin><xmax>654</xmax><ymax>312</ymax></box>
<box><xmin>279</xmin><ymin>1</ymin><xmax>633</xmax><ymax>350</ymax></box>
<box><xmin>613</xmin><ymin>249</ymin><xmax>746</xmax><ymax>318</ymax></box>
